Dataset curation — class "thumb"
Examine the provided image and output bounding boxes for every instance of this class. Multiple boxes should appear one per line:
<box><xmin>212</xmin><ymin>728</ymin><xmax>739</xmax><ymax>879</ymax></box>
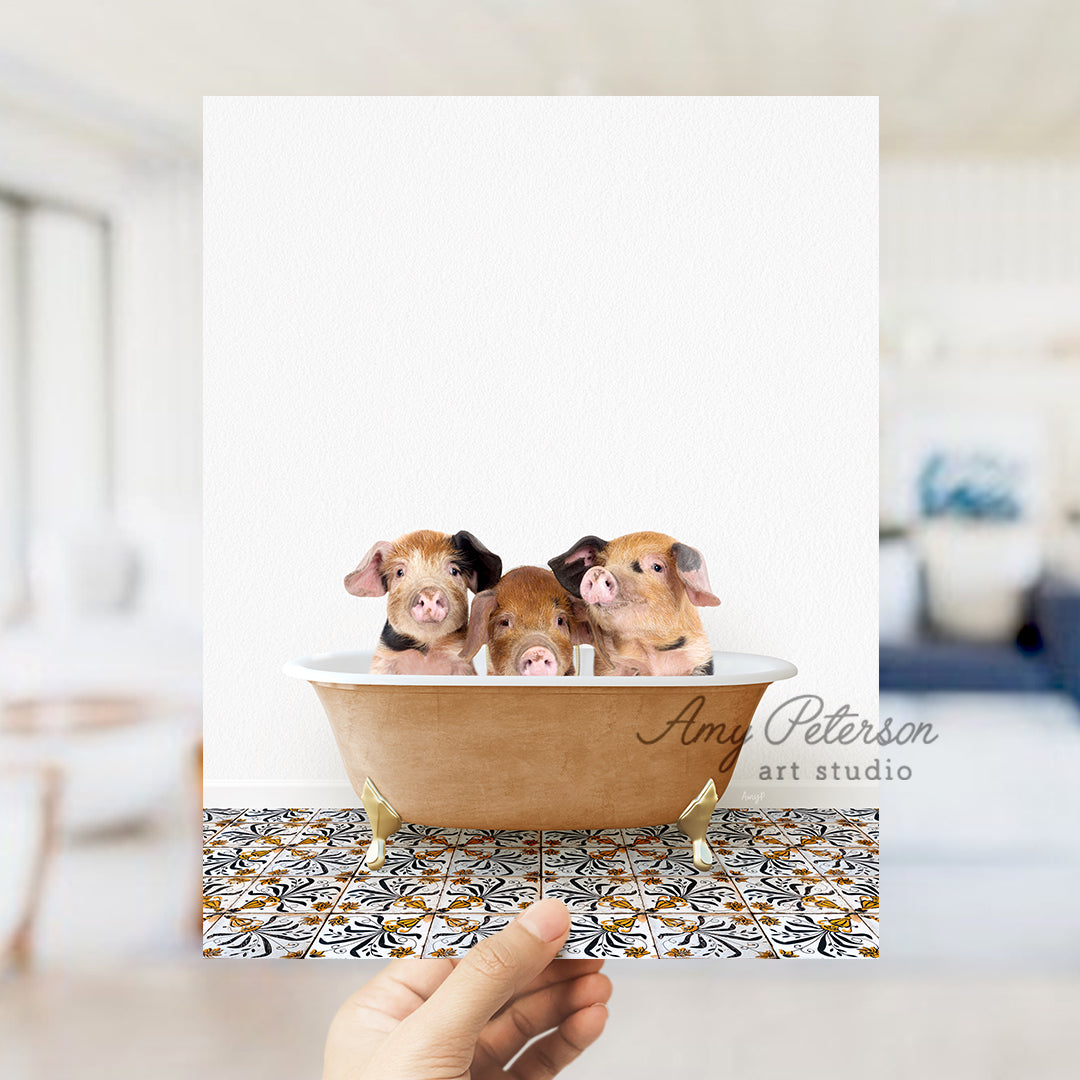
<box><xmin>393</xmin><ymin>899</ymin><xmax>570</xmax><ymax>1063</ymax></box>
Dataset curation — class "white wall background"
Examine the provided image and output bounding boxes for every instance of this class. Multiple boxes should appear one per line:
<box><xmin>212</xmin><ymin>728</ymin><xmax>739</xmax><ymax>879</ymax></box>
<box><xmin>203</xmin><ymin>96</ymin><xmax>878</xmax><ymax>807</ymax></box>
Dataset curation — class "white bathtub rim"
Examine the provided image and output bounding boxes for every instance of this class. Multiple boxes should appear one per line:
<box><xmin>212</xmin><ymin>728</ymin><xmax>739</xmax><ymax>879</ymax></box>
<box><xmin>283</xmin><ymin>647</ymin><xmax>797</xmax><ymax>688</ymax></box>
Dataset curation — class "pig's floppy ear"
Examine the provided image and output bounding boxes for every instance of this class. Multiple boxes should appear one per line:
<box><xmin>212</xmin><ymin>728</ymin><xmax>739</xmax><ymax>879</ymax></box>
<box><xmin>671</xmin><ymin>542</ymin><xmax>720</xmax><ymax>607</ymax></box>
<box><xmin>571</xmin><ymin>597</ymin><xmax>613</xmax><ymax>668</ymax></box>
<box><xmin>344</xmin><ymin>541</ymin><xmax>394</xmax><ymax>597</ymax></box>
<box><xmin>548</xmin><ymin>535</ymin><xmax>609</xmax><ymax>598</ymax></box>
<box><xmin>451</xmin><ymin>531</ymin><xmax>503</xmax><ymax>593</ymax></box>
<box><xmin>569</xmin><ymin>598</ymin><xmax>595</xmax><ymax>647</ymax></box>
<box><xmin>459</xmin><ymin>590</ymin><xmax>498</xmax><ymax>660</ymax></box>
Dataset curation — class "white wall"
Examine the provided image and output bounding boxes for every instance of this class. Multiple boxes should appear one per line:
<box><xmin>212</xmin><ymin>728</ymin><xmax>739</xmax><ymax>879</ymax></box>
<box><xmin>203</xmin><ymin>96</ymin><xmax>879</xmax><ymax>807</ymax></box>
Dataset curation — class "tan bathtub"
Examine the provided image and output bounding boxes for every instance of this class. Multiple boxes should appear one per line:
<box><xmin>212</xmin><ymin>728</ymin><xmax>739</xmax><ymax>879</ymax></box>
<box><xmin>284</xmin><ymin>647</ymin><xmax>796</xmax><ymax>870</ymax></box>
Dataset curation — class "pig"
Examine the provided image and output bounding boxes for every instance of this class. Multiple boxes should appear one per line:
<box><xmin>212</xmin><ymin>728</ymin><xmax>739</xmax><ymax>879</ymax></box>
<box><xmin>345</xmin><ymin>530</ymin><xmax>502</xmax><ymax>675</ymax></box>
<box><xmin>459</xmin><ymin>566</ymin><xmax>591</xmax><ymax>676</ymax></box>
<box><xmin>548</xmin><ymin>532</ymin><xmax>720</xmax><ymax>676</ymax></box>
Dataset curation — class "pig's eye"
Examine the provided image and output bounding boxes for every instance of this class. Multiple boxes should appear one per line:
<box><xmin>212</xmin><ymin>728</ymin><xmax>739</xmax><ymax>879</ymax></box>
<box><xmin>651</xmin><ymin>563</ymin><xmax>663</xmax><ymax>573</ymax></box>
<box><xmin>449</xmin><ymin>566</ymin><xmax>460</xmax><ymax>577</ymax></box>
<box><xmin>556</xmin><ymin>616</ymin><xmax>565</xmax><ymax>627</ymax></box>
<box><xmin>395</xmin><ymin>568</ymin><xmax>405</xmax><ymax>578</ymax></box>
<box><xmin>499</xmin><ymin>618</ymin><xmax>510</xmax><ymax>627</ymax></box>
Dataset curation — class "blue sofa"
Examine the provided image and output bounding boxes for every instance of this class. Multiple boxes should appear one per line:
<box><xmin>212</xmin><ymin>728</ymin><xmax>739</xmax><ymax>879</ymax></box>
<box><xmin>880</xmin><ymin>577</ymin><xmax>1080</xmax><ymax>700</ymax></box>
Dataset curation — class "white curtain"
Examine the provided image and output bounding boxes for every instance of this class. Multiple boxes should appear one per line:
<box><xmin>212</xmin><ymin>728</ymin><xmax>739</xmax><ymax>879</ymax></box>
<box><xmin>112</xmin><ymin>164</ymin><xmax>202</xmax><ymax>626</ymax></box>
<box><xmin>0</xmin><ymin>201</ymin><xmax>20</xmax><ymax>622</ymax></box>
<box><xmin>25</xmin><ymin>207</ymin><xmax>109</xmax><ymax>527</ymax></box>
<box><xmin>0</xmin><ymin>198</ymin><xmax>112</xmax><ymax>625</ymax></box>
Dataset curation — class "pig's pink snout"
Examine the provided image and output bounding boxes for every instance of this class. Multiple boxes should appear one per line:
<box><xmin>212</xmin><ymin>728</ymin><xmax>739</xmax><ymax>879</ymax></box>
<box><xmin>580</xmin><ymin>566</ymin><xmax>617</xmax><ymax>605</ymax></box>
<box><xmin>519</xmin><ymin>646</ymin><xmax>557</xmax><ymax>676</ymax></box>
<box><xmin>412</xmin><ymin>589</ymin><xmax>448</xmax><ymax>623</ymax></box>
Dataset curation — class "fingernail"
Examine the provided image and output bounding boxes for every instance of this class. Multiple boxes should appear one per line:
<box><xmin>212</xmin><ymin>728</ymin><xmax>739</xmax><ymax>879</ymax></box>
<box><xmin>517</xmin><ymin>898</ymin><xmax>569</xmax><ymax>942</ymax></box>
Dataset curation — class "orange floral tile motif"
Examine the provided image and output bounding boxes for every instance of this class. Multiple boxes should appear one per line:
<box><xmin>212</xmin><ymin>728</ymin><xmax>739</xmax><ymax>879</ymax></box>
<box><xmin>200</xmin><ymin>806</ymin><xmax>879</xmax><ymax>960</ymax></box>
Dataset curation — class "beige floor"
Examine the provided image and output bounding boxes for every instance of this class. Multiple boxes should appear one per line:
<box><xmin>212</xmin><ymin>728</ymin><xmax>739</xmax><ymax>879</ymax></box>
<box><xmin>5</xmin><ymin>690</ymin><xmax>1080</xmax><ymax>1077</ymax></box>
<box><xmin>3</xmin><ymin>959</ymin><xmax>1079</xmax><ymax>1079</ymax></box>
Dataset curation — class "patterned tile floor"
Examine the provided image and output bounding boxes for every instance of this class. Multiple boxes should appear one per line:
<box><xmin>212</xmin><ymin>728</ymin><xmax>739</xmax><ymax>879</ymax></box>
<box><xmin>203</xmin><ymin>807</ymin><xmax>878</xmax><ymax>959</ymax></box>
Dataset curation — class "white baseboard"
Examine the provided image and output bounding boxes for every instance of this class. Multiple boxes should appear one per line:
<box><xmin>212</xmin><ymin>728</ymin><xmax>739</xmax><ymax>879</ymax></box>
<box><xmin>204</xmin><ymin>779</ymin><xmax>878</xmax><ymax>812</ymax></box>
<box><xmin>720</xmin><ymin>782</ymin><xmax>878</xmax><ymax>810</ymax></box>
<box><xmin>202</xmin><ymin>780</ymin><xmax>361</xmax><ymax>809</ymax></box>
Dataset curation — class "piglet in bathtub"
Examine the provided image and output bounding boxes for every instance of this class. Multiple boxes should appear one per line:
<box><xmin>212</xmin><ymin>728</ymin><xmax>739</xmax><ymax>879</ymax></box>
<box><xmin>459</xmin><ymin>566</ymin><xmax>591</xmax><ymax>675</ymax></box>
<box><xmin>548</xmin><ymin>532</ymin><xmax>720</xmax><ymax>676</ymax></box>
<box><xmin>345</xmin><ymin>530</ymin><xmax>502</xmax><ymax>675</ymax></box>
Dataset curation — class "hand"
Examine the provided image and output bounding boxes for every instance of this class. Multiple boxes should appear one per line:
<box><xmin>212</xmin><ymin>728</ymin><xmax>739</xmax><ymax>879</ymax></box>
<box><xmin>324</xmin><ymin>898</ymin><xmax>611</xmax><ymax>1079</ymax></box>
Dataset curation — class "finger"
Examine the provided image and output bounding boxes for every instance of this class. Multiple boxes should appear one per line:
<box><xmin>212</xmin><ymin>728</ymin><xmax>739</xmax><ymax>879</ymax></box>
<box><xmin>378</xmin><ymin>957</ymin><xmax>457</xmax><ymax>1005</ymax></box>
<box><xmin>489</xmin><ymin>958</ymin><xmax>606</xmax><ymax>1019</ymax></box>
<box><xmin>323</xmin><ymin>960</ymin><xmax>455</xmax><ymax>1080</ymax></box>
<box><xmin>342</xmin><ymin>957</ymin><xmax>454</xmax><ymax>1025</ymax></box>
<box><xmin>508</xmin><ymin>1003</ymin><xmax>609</xmax><ymax>1080</ymax></box>
<box><xmin>396</xmin><ymin>899</ymin><xmax>571</xmax><ymax>1054</ymax></box>
<box><xmin>478</xmin><ymin>970</ymin><xmax>612</xmax><ymax>1064</ymax></box>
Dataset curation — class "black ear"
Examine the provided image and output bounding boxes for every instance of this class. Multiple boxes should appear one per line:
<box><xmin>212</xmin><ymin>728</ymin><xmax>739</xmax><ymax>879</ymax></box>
<box><xmin>670</xmin><ymin>541</ymin><xmax>720</xmax><ymax>607</ymax></box>
<box><xmin>547</xmin><ymin>535</ymin><xmax>609</xmax><ymax>598</ymax></box>
<box><xmin>451</xmin><ymin>531</ymin><xmax>503</xmax><ymax>593</ymax></box>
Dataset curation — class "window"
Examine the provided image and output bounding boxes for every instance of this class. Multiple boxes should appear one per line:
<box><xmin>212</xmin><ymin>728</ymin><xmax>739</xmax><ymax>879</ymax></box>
<box><xmin>0</xmin><ymin>192</ymin><xmax>112</xmax><ymax>623</ymax></box>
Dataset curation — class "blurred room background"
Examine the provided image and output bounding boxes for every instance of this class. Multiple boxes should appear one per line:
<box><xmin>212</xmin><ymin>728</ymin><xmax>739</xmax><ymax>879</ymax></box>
<box><xmin>1</xmin><ymin>2</ymin><xmax>1079</xmax><ymax>1078</ymax></box>
<box><xmin>0</xmin><ymin>5</ymin><xmax>203</xmax><ymax>994</ymax></box>
<box><xmin>880</xmin><ymin>156</ymin><xmax>1080</xmax><ymax>971</ymax></box>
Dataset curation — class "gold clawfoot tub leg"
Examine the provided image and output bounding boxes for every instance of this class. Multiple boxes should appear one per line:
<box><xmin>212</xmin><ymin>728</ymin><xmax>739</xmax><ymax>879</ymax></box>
<box><xmin>677</xmin><ymin>778</ymin><xmax>719</xmax><ymax>871</ymax></box>
<box><xmin>360</xmin><ymin>778</ymin><xmax>402</xmax><ymax>870</ymax></box>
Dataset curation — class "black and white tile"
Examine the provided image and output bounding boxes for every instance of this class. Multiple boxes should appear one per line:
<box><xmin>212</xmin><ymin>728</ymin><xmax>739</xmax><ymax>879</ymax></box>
<box><xmin>290</xmin><ymin>822</ymin><xmax>374</xmax><ymax>847</ymax></box>
<box><xmin>202</xmin><ymin>876</ymin><xmax>255</xmax><ymax>920</ymax></box>
<box><xmin>625</xmin><ymin>846</ymin><xmax>706</xmax><ymax>876</ymax></box>
<box><xmin>541</xmin><ymin>829</ymin><xmax>623</xmax><ymax>849</ymax></box>
<box><xmin>542</xmin><ymin>875</ymin><xmax>643</xmax><ymax>913</ymax></box>
<box><xmin>767</xmin><ymin>808</ymin><xmax>850</xmax><ymax>824</ymax></box>
<box><xmin>210</xmin><ymin>822</ymin><xmax>305</xmax><ymax>847</ymax></box>
<box><xmin>268</xmin><ymin>846</ymin><xmax>365</xmax><ymax>876</ymax></box>
<box><xmin>202</xmin><ymin>807</ymin><xmax>878</xmax><ymax>960</ymax></box>
<box><xmin>202</xmin><ymin>846</ymin><xmax>284</xmax><ymax>877</ymax></box>
<box><xmin>423</xmin><ymin>914</ymin><xmax>511</xmax><ymax>957</ymax></box>
<box><xmin>799</xmin><ymin>846</ymin><xmax>880</xmax><ymax>877</ymax></box>
<box><xmin>449</xmin><ymin>847</ymin><xmax>541</xmax><ymax>876</ymax></box>
<box><xmin>755</xmin><ymin>910</ymin><xmax>880</xmax><ymax>958</ymax></box>
<box><xmin>232</xmin><ymin>875</ymin><xmax>348</xmax><ymax>914</ymax></box>
<box><xmin>458</xmin><ymin>829</ymin><xmax>541</xmax><ymax>849</ymax></box>
<box><xmin>439</xmin><ymin>875</ymin><xmax>539</xmax><ymax>914</ymax></box>
<box><xmin>714</xmin><ymin>845</ymin><xmax>813</xmax><ymax>876</ymax></box>
<box><xmin>558</xmin><ymin>913</ymin><xmax>656</xmax><ymax>958</ymax></box>
<box><xmin>638</xmin><ymin>874</ymin><xmax>747</xmax><ymax>914</ymax></box>
<box><xmin>706</xmin><ymin>821</ymin><xmax>789</xmax><ymax>847</ymax></box>
<box><xmin>231</xmin><ymin>808</ymin><xmax>314</xmax><ymax>825</ymax></box>
<box><xmin>311</xmin><ymin>912</ymin><xmax>432</xmax><ymax>958</ymax></box>
<box><xmin>336</xmin><ymin>875</ymin><xmax>445</xmax><ymax>914</ymax></box>
<box><xmin>827</xmin><ymin>875</ymin><xmax>880</xmax><ymax>911</ymax></box>
<box><xmin>621</xmin><ymin>824</ymin><xmax>691</xmax><ymax>848</ymax></box>
<box><xmin>777</xmin><ymin>822</ymin><xmax>876</xmax><ymax>848</ymax></box>
<box><xmin>362</xmin><ymin>845</ymin><xmax>455</xmax><ymax>877</ymax></box>
<box><xmin>734</xmin><ymin>875</ymin><xmax>850</xmax><ymax>915</ymax></box>
<box><xmin>649</xmin><ymin>913</ymin><xmax>775</xmax><ymax>958</ymax></box>
<box><xmin>542</xmin><ymin>847</ymin><xmax>632</xmax><ymax>877</ymax></box>
<box><xmin>203</xmin><ymin>913</ymin><xmax>327</xmax><ymax>958</ymax></box>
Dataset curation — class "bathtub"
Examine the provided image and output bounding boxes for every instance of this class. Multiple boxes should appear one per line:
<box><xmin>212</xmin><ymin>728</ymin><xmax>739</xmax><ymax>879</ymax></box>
<box><xmin>284</xmin><ymin>646</ymin><xmax>796</xmax><ymax>870</ymax></box>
